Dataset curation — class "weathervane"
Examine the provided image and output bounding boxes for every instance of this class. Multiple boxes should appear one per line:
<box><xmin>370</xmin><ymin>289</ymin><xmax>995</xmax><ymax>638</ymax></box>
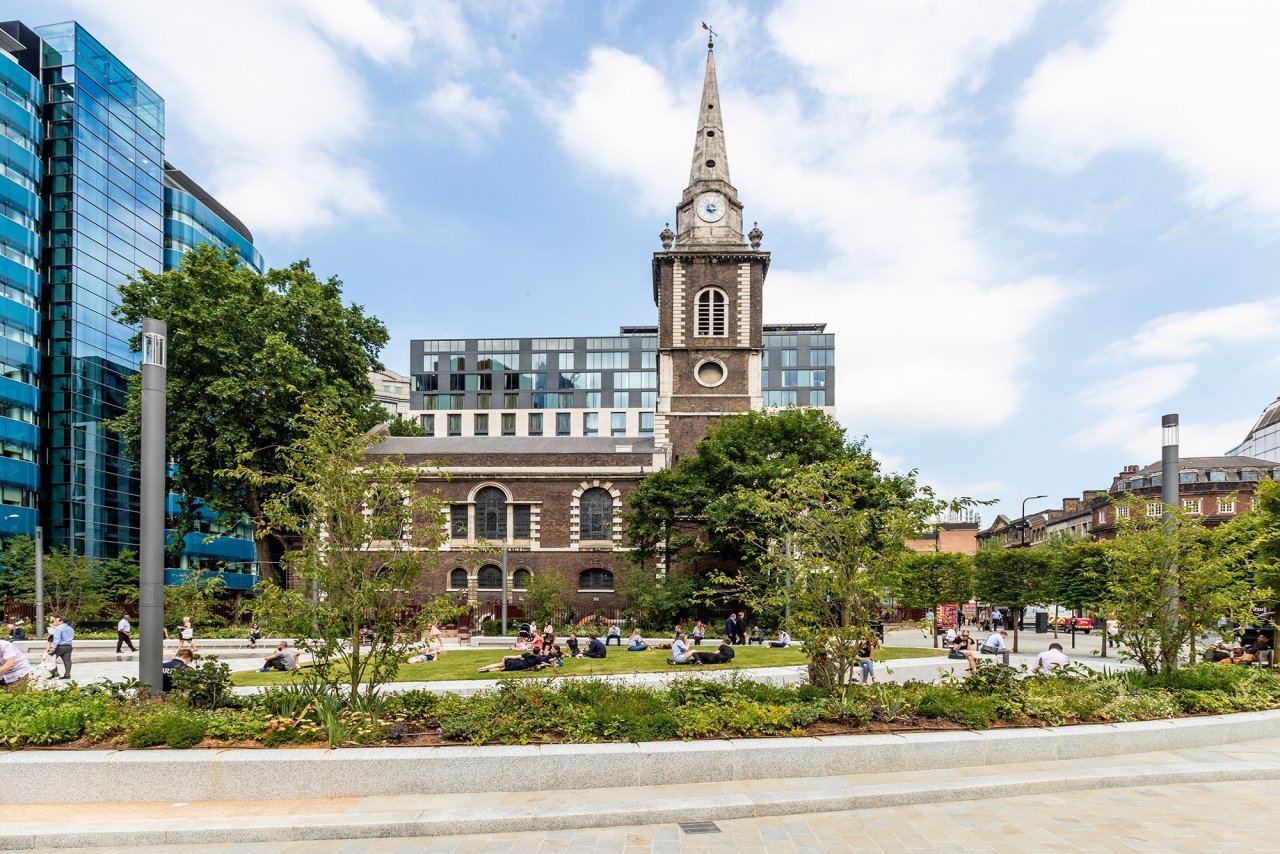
<box><xmin>701</xmin><ymin>21</ymin><xmax>717</xmax><ymax>48</ymax></box>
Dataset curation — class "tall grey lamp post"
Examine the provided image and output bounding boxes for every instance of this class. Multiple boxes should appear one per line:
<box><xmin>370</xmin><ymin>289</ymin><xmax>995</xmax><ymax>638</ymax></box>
<box><xmin>1161</xmin><ymin>413</ymin><xmax>1180</xmax><ymax>670</ymax></box>
<box><xmin>1020</xmin><ymin>494</ymin><xmax>1047</xmax><ymax>547</ymax></box>
<box><xmin>500</xmin><ymin>546</ymin><xmax>509</xmax><ymax>636</ymax></box>
<box><xmin>139</xmin><ymin>319</ymin><xmax>167</xmax><ymax>691</ymax></box>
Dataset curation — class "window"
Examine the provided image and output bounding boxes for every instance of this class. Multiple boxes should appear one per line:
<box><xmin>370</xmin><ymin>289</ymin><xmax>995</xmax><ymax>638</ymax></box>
<box><xmin>639</xmin><ymin>412</ymin><xmax>654</xmax><ymax>435</ymax></box>
<box><xmin>764</xmin><ymin>390</ymin><xmax>798</xmax><ymax>407</ymax></box>
<box><xmin>477</xmin><ymin>565</ymin><xmax>502</xmax><ymax>589</ymax></box>
<box><xmin>528</xmin><ymin>413</ymin><xmax>544</xmax><ymax>436</ymax></box>
<box><xmin>639</xmin><ymin>391</ymin><xmax>657</xmax><ymax>408</ymax></box>
<box><xmin>695</xmin><ymin>288</ymin><xmax>727</xmax><ymax>336</ymax></box>
<box><xmin>810</xmin><ymin>390</ymin><xmax>827</xmax><ymax>406</ymax></box>
<box><xmin>1146</xmin><ymin>502</ymin><xmax>1162</xmax><ymax>518</ymax></box>
<box><xmin>578</xmin><ymin>568</ymin><xmax>614</xmax><ymax>591</ymax></box>
<box><xmin>514</xmin><ymin>505</ymin><xmax>531</xmax><ymax>539</ymax></box>
<box><xmin>1179</xmin><ymin>471</ymin><xmax>1198</xmax><ymax>484</ymax></box>
<box><xmin>476</xmin><ymin>393</ymin><xmax>492</xmax><ymax>409</ymax></box>
<box><xmin>1183</xmin><ymin>498</ymin><xmax>1201</xmax><ymax>514</ymax></box>
<box><xmin>450</xmin><ymin>505</ymin><xmax>468</xmax><ymax>538</ymax></box>
<box><xmin>1242</xmin><ymin>470</ymin><xmax>1261</xmax><ymax>482</ymax></box>
<box><xmin>580</xmin><ymin>488</ymin><xmax>614</xmax><ymax>540</ymax></box>
<box><xmin>416</xmin><ymin>374</ymin><xmax>438</xmax><ymax>391</ymax></box>
<box><xmin>586</xmin><ymin>351</ymin><xmax>629</xmax><ymax>369</ymax></box>
<box><xmin>501</xmin><ymin>413</ymin><xmax>516</xmax><ymax>436</ymax></box>
<box><xmin>1116</xmin><ymin>506</ymin><xmax>1130</xmax><ymax>520</ymax></box>
<box><xmin>556</xmin><ymin>413</ymin><xmax>571</xmax><ymax>436</ymax></box>
<box><xmin>640</xmin><ymin>351</ymin><xmax>656</xmax><ymax>369</ymax></box>
<box><xmin>504</xmin><ymin>393</ymin><xmax>518</xmax><ymax>408</ymax></box>
<box><xmin>476</xmin><ymin>487</ymin><xmax>506</xmax><ymax>541</ymax></box>
<box><xmin>449</xmin><ymin>568</ymin><xmax>468</xmax><ymax>589</ymax></box>
<box><xmin>474</xmin><ymin>413</ymin><xmax>489</xmax><ymax>436</ymax></box>
<box><xmin>781</xmin><ymin>349</ymin><xmax>798</xmax><ymax>367</ymax></box>
<box><xmin>558</xmin><ymin>352</ymin><xmax>574</xmax><ymax>369</ymax></box>
<box><xmin>420</xmin><ymin>414</ymin><xmax>435</xmax><ymax>436</ymax></box>
<box><xmin>449</xmin><ymin>355</ymin><xmax>465</xmax><ymax>370</ymax></box>
<box><xmin>447</xmin><ymin>414</ymin><xmax>462</xmax><ymax>436</ymax></box>
<box><xmin>422</xmin><ymin>354</ymin><xmax>440</xmax><ymax>371</ymax></box>
<box><xmin>810</xmin><ymin>348</ymin><xmax>834</xmax><ymax>366</ymax></box>
<box><xmin>1218</xmin><ymin>498</ymin><xmax>1236</xmax><ymax>514</ymax></box>
<box><xmin>583</xmin><ymin>412</ymin><xmax>599</xmax><ymax>436</ymax></box>
<box><xmin>612</xmin><ymin>391</ymin><xmax>630</xmax><ymax>408</ymax></box>
<box><xmin>1209</xmin><ymin>470</ymin><xmax>1228</xmax><ymax>482</ymax></box>
<box><xmin>585</xmin><ymin>392</ymin><xmax>601</xmax><ymax>408</ymax></box>
<box><xmin>512</xmin><ymin>569</ymin><xmax>531</xmax><ymax>590</ymax></box>
<box><xmin>611</xmin><ymin>412</ymin><xmax>627</xmax><ymax>436</ymax></box>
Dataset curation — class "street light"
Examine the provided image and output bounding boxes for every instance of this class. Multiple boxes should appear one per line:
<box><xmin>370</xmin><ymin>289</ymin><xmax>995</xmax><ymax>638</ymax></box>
<box><xmin>139</xmin><ymin>318</ymin><xmax>167</xmax><ymax>691</ymax></box>
<box><xmin>3</xmin><ymin>514</ymin><xmax>41</xmax><ymax>636</ymax></box>
<box><xmin>1020</xmin><ymin>494</ymin><xmax>1048</xmax><ymax>547</ymax></box>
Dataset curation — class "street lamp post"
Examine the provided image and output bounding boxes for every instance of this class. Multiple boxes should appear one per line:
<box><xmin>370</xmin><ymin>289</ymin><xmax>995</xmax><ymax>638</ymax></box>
<box><xmin>139</xmin><ymin>319</ymin><xmax>167</xmax><ymax>691</ymax></box>
<box><xmin>1161</xmin><ymin>413</ymin><xmax>1180</xmax><ymax>670</ymax></box>
<box><xmin>1020</xmin><ymin>494</ymin><xmax>1048</xmax><ymax>547</ymax></box>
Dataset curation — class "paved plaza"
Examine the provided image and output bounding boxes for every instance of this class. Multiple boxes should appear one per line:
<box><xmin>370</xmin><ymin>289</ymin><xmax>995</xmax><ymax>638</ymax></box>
<box><xmin>31</xmin><ymin>777</ymin><xmax>1276</xmax><ymax>853</ymax></box>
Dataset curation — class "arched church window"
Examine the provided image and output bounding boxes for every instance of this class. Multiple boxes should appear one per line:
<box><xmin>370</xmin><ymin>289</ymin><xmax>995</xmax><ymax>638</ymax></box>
<box><xmin>512</xmin><ymin>568</ymin><xmax>531</xmax><ymax>590</ymax></box>
<box><xmin>449</xmin><ymin>568</ymin><xmax>468</xmax><ymax>589</ymax></box>
<box><xmin>476</xmin><ymin>486</ymin><xmax>507</xmax><ymax>541</ymax></box>
<box><xmin>477</xmin><ymin>565</ymin><xmax>502</xmax><ymax>589</ymax></box>
<box><xmin>580</xmin><ymin>488</ymin><xmax>614</xmax><ymax>541</ymax></box>
<box><xmin>578</xmin><ymin>568</ymin><xmax>614</xmax><ymax>591</ymax></box>
<box><xmin>696</xmin><ymin>288</ymin><xmax>727</xmax><ymax>337</ymax></box>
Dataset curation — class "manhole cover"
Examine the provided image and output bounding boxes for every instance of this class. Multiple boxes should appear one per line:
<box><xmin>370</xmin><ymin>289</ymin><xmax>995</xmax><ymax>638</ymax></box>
<box><xmin>679</xmin><ymin>821</ymin><xmax>722</xmax><ymax>834</ymax></box>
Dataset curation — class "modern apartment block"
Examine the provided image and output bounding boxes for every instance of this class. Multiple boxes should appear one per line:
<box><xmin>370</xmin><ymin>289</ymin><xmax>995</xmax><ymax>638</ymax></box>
<box><xmin>1229</xmin><ymin>395</ymin><xmax>1280</xmax><ymax>464</ymax></box>
<box><xmin>0</xmin><ymin>20</ymin><xmax>258</xmax><ymax>587</ymax></box>
<box><xmin>407</xmin><ymin>323</ymin><xmax>834</xmax><ymax>439</ymax></box>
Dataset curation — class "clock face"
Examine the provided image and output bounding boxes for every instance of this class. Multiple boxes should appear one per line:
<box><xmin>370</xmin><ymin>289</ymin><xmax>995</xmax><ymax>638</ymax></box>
<box><xmin>696</xmin><ymin>192</ymin><xmax>727</xmax><ymax>223</ymax></box>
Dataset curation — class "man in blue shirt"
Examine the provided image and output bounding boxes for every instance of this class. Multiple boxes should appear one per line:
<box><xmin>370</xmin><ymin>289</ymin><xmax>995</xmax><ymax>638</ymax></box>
<box><xmin>47</xmin><ymin>616</ymin><xmax>74</xmax><ymax>679</ymax></box>
<box><xmin>581</xmin><ymin>634</ymin><xmax>607</xmax><ymax>659</ymax></box>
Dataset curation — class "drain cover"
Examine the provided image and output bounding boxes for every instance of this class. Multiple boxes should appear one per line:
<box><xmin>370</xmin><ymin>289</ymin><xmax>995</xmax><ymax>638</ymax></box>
<box><xmin>679</xmin><ymin>821</ymin><xmax>722</xmax><ymax>834</ymax></box>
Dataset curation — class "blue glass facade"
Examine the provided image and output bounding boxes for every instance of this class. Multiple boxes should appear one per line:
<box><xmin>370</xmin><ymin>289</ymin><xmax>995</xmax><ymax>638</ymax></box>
<box><xmin>163</xmin><ymin>165</ymin><xmax>263</xmax><ymax>273</ymax></box>
<box><xmin>0</xmin><ymin>29</ymin><xmax>42</xmax><ymax>539</ymax></box>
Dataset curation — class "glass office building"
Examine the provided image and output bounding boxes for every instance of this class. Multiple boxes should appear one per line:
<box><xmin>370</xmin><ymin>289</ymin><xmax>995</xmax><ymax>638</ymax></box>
<box><xmin>1229</xmin><ymin>396</ymin><xmax>1280</xmax><ymax>464</ymax></box>
<box><xmin>408</xmin><ymin>324</ymin><xmax>835</xmax><ymax>438</ymax></box>
<box><xmin>0</xmin><ymin>20</ymin><xmax>259</xmax><ymax>587</ymax></box>
<box><xmin>0</xmin><ymin>26</ymin><xmax>42</xmax><ymax>540</ymax></box>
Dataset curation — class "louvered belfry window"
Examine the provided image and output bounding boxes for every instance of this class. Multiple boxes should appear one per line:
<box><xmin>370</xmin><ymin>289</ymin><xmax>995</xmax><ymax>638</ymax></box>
<box><xmin>696</xmin><ymin>288</ymin><xmax>727</xmax><ymax>337</ymax></box>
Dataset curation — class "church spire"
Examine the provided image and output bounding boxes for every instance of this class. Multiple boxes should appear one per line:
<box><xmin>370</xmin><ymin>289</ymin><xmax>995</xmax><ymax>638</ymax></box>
<box><xmin>687</xmin><ymin>39</ymin><xmax>731</xmax><ymax>188</ymax></box>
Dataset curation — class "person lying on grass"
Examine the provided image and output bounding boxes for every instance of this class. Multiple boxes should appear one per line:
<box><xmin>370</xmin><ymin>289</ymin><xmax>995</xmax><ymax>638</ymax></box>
<box><xmin>477</xmin><ymin>649</ymin><xmax>554</xmax><ymax>673</ymax></box>
<box><xmin>689</xmin><ymin>637</ymin><xmax>735</xmax><ymax>666</ymax></box>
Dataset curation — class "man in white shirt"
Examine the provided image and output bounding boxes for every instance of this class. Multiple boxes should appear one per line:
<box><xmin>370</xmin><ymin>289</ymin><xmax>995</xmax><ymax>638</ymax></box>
<box><xmin>116</xmin><ymin>613</ymin><xmax>136</xmax><ymax>653</ymax></box>
<box><xmin>0</xmin><ymin>637</ymin><xmax>31</xmax><ymax>689</ymax></box>
<box><xmin>1032</xmin><ymin>642</ymin><xmax>1072</xmax><ymax>673</ymax></box>
<box><xmin>768</xmin><ymin>630</ymin><xmax>791</xmax><ymax>648</ymax></box>
<box><xmin>981</xmin><ymin>629</ymin><xmax>1010</xmax><ymax>665</ymax></box>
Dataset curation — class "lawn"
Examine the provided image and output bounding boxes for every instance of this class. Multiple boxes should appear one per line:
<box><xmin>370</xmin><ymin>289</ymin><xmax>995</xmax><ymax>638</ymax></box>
<box><xmin>232</xmin><ymin>644</ymin><xmax>944</xmax><ymax>686</ymax></box>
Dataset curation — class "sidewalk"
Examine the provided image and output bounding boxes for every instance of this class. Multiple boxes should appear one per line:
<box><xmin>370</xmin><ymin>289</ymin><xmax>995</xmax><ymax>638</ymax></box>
<box><xmin>3</xmin><ymin>736</ymin><xmax>1277</xmax><ymax>849</ymax></box>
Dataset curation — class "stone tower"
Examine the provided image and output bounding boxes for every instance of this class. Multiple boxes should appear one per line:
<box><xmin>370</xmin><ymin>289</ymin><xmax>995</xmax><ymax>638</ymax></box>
<box><xmin>653</xmin><ymin>36</ymin><xmax>769</xmax><ymax>464</ymax></box>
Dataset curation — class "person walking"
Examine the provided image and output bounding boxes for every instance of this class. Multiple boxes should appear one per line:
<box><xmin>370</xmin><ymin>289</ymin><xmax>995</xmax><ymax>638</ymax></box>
<box><xmin>116</xmin><ymin>613</ymin><xmax>136</xmax><ymax>654</ymax></box>
<box><xmin>47</xmin><ymin>615</ymin><xmax>74</xmax><ymax>679</ymax></box>
<box><xmin>735</xmin><ymin>612</ymin><xmax>748</xmax><ymax>645</ymax></box>
<box><xmin>178</xmin><ymin>616</ymin><xmax>196</xmax><ymax>650</ymax></box>
<box><xmin>0</xmin><ymin>636</ymin><xmax>31</xmax><ymax>690</ymax></box>
<box><xmin>723</xmin><ymin>612</ymin><xmax>737</xmax><ymax>644</ymax></box>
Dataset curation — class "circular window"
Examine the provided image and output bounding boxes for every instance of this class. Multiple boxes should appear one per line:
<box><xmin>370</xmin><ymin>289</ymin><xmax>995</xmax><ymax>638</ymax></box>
<box><xmin>706</xmin><ymin>130</ymin><xmax>715</xmax><ymax>137</ymax></box>
<box><xmin>695</xmin><ymin>359</ymin><xmax>726</xmax><ymax>388</ymax></box>
<box><xmin>705</xmin><ymin>159</ymin><xmax>716</xmax><ymax>168</ymax></box>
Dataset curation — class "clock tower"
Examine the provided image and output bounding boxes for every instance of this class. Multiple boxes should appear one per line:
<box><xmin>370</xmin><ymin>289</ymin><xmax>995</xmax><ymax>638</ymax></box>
<box><xmin>653</xmin><ymin>36</ymin><xmax>769</xmax><ymax>464</ymax></box>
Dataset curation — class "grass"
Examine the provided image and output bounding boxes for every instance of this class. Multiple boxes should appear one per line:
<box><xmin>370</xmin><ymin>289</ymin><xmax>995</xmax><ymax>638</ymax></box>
<box><xmin>232</xmin><ymin>644</ymin><xmax>944</xmax><ymax>686</ymax></box>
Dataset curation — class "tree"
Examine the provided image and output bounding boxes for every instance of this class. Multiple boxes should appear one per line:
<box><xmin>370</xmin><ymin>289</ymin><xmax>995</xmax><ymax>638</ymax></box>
<box><xmin>617</xmin><ymin>566</ymin><xmax>702</xmax><ymax>631</ymax></box>
<box><xmin>892</xmin><ymin>551</ymin><xmax>973</xmax><ymax>647</ymax></box>
<box><xmin>163</xmin><ymin>569</ymin><xmax>228</xmax><ymax>631</ymax></box>
<box><xmin>1103</xmin><ymin>495</ymin><xmax>1260</xmax><ymax>675</ymax></box>
<box><xmin>111</xmin><ymin>243</ymin><xmax>389</xmax><ymax>582</ymax></box>
<box><xmin>42</xmin><ymin>547</ymin><xmax>101</xmax><ymax>625</ymax></box>
<box><xmin>385</xmin><ymin>416</ymin><xmax>427</xmax><ymax>437</ymax></box>
<box><xmin>93</xmin><ymin>549</ymin><xmax>140</xmax><ymax>604</ymax></box>
<box><xmin>242</xmin><ymin>405</ymin><xmax>461</xmax><ymax>702</ymax></box>
<box><xmin>0</xmin><ymin>535</ymin><xmax>34</xmax><ymax>602</ymax></box>
<box><xmin>623</xmin><ymin>408</ymin><xmax>851</xmax><ymax>575</ymax></box>
<box><xmin>973</xmin><ymin>547</ymin><xmax>1051</xmax><ymax>653</ymax></box>
<box><xmin>1212</xmin><ymin>479</ymin><xmax>1280</xmax><ymax>597</ymax></box>
<box><xmin>522</xmin><ymin>571</ymin><xmax>573</xmax><ymax>626</ymax></box>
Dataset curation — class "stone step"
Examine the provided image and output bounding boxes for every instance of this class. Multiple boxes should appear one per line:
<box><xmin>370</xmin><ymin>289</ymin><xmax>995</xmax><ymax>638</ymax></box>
<box><xmin>2</xmin><ymin>739</ymin><xmax>1277</xmax><ymax>849</ymax></box>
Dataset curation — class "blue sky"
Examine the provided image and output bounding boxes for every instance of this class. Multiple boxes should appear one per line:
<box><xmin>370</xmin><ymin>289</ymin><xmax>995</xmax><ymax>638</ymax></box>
<box><xmin>16</xmin><ymin>0</ymin><xmax>1280</xmax><ymax>525</ymax></box>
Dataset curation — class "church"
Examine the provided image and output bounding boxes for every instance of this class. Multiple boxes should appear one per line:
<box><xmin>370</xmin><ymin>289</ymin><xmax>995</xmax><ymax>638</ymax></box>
<box><xmin>367</xmin><ymin>39</ymin><xmax>799</xmax><ymax>616</ymax></box>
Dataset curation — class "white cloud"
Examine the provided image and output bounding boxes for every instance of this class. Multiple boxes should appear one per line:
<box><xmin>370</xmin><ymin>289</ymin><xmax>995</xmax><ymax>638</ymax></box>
<box><xmin>1071</xmin><ymin>363</ymin><xmax>1199</xmax><ymax>458</ymax></box>
<box><xmin>1014</xmin><ymin>0</ymin><xmax>1280</xmax><ymax>225</ymax></box>
<box><xmin>542</xmin><ymin>4</ymin><xmax>1064</xmax><ymax>430</ymax></box>
<box><xmin>1106</xmin><ymin>299</ymin><xmax>1280</xmax><ymax>361</ymax></box>
<box><xmin>418</xmin><ymin>82</ymin><xmax>508</xmax><ymax>149</ymax></box>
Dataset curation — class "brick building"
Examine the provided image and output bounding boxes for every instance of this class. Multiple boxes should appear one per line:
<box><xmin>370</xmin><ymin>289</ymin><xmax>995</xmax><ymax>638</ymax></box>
<box><xmin>367</xmin><ymin>39</ymin><xmax>776</xmax><ymax>613</ymax></box>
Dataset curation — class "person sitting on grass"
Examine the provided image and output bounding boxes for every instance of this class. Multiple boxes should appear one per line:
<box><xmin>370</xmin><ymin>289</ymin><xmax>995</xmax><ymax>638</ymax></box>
<box><xmin>668</xmin><ymin>632</ymin><xmax>693</xmax><ymax>664</ymax></box>
<box><xmin>627</xmin><ymin>629</ymin><xmax>648</xmax><ymax>651</ymax></box>
<box><xmin>258</xmin><ymin>641</ymin><xmax>300</xmax><ymax>672</ymax></box>
<box><xmin>768</xmin><ymin>629</ymin><xmax>791</xmax><ymax>648</ymax></box>
<box><xmin>565</xmin><ymin>633</ymin><xmax>580</xmax><ymax>657</ymax></box>
<box><xmin>476</xmin><ymin>650</ymin><xmax>550</xmax><ymax>673</ymax></box>
<box><xmin>579</xmin><ymin>634</ymin><xmax>606</xmax><ymax>659</ymax></box>
<box><xmin>749</xmin><ymin>625</ymin><xmax>765</xmax><ymax>645</ymax></box>
<box><xmin>690</xmin><ymin>637</ymin><xmax>735</xmax><ymax>666</ymax></box>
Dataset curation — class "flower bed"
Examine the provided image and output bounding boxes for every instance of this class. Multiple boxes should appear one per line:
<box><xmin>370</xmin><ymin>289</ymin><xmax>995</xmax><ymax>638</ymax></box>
<box><xmin>2</xmin><ymin>663</ymin><xmax>1277</xmax><ymax>749</ymax></box>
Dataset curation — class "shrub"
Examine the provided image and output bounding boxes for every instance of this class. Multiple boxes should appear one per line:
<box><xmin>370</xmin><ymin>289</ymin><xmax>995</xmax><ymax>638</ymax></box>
<box><xmin>1173</xmin><ymin>689</ymin><xmax>1235</xmax><ymax>715</ymax></box>
<box><xmin>23</xmin><ymin>707</ymin><xmax>89</xmax><ymax>745</ymax></box>
<box><xmin>171</xmin><ymin>658</ymin><xmax>235</xmax><ymax>711</ymax></box>
<box><xmin>126</xmin><ymin>713</ymin><xmax>208</xmax><ymax>749</ymax></box>
<box><xmin>1101</xmin><ymin>691</ymin><xmax>1179</xmax><ymax>722</ymax></box>
<box><xmin>914</xmin><ymin>687</ymin><xmax>1002</xmax><ymax>729</ymax></box>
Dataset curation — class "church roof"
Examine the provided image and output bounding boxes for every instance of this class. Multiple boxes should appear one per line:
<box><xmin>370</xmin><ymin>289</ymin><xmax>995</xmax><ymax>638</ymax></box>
<box><xmin>688</xmin><ymin>41</ymin><xmax>730</xmax><ymax>188</ymax></box>
<box><xmin>366</xmin><ymin>436</ymin><xmax>656</xmax><ymax>456</ymax></box>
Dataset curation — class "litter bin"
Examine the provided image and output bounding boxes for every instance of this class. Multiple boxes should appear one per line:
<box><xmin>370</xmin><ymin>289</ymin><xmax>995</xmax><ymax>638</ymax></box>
<box><xmin>1035</xmin><ymin>612</ymin><xmax>1049</xmax><ymax>634</ymax></box>
<box><xmin>871</xmin><ymin>622</ymin><xmax>885</xmax><ymax>641</ymax></box>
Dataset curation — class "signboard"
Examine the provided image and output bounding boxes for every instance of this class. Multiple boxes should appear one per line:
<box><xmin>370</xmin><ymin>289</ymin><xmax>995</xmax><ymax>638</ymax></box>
<box><xmin>937</xmin><ymin>603</ymin><xmax>959</xmax><ymax>628</ymax></box>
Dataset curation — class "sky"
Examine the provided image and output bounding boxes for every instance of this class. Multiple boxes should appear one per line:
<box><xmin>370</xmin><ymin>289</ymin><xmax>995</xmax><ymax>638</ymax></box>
<box><xmin>14</xmin><ymin>0</ymin><xmax>1280</xmax><ymax>526</ymax></box>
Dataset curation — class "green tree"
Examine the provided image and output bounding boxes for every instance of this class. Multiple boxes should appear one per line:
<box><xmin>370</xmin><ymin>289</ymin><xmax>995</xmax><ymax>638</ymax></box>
<box><xmin>93</xmin><ymin>549</ymin><xmax>140</xmax><ymax>604</ymax></box>
<box><xmin>973</xmin><ymin>547</ymin><xmax>1051</xmax><ymax>653</ymax></box>
<box><xmin>522</xmin><ymin>571</ymin><xmax>573</xmax><ymax>626</ymax></box>
<box><xmin>892</xmin><ymin>551</ymin><xmax>973</xmax><ymax>647</ymax></box>
<box><xmin>1211</xmin><ymin>480</ymin><xmax>1280</xmax><ymax>597</ymax></box>
<box><xmin>163</xmin><ymin>569</ymin><xmax>228</xmax><ymax>631</ymax></box>
<box><xmin>111</xmin><ymin>243</ymin><xmax>389</xmax><ymax>582</ymax></box>
<box><xmin>623</xmin><ymin>408</ymin><xmax>851</xmax><ymax>574</ymax></box>
<box><xmin>386</xmin><ymin>416</ymin><xmax>427</xmax><ymax>437</ymax></box>
<box><xmin>242</xmin><ymin>405</ymin><xmax>461</xmax><ymax>702</ymax></box>
<box><xmin>617</xmin><ymin>566</ymin><xmax>702</xmax><ymax>631</ymax></box>
<box><xmin>42</xmin><ymin>546</ymin><xmax>102</xmax><ymax>625</ymax></box>
<box><xmin>1103</xmin><ymin>495</ymin><xmax>1260</xmax><ymax>675</ymax></box>
<box><xmin>0</xmin><ymin>535</ymin><xmax>35</xmax><ymax>602</ymax></box>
